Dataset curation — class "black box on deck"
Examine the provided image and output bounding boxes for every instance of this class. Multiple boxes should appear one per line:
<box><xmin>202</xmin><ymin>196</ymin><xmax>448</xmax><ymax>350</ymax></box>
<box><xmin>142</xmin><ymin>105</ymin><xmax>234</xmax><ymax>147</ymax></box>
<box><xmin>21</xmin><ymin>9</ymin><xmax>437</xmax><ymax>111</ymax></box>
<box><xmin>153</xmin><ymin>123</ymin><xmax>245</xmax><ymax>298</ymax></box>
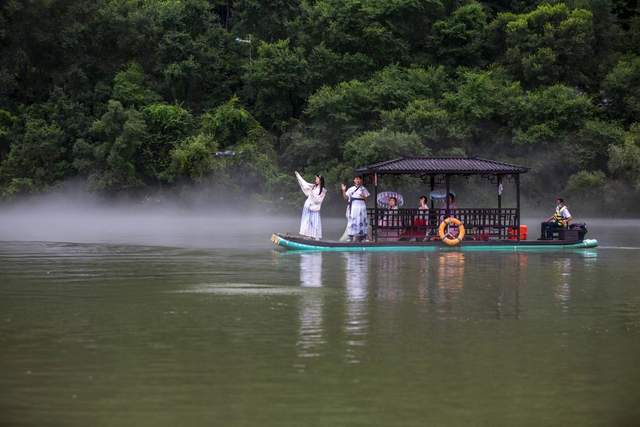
<box><xmin>569</xmin><ymin>223</ymin><xmax>588</xmax><ymax>240</ymax></box>
<box><xmin>559</xmin><ymin>229</ymin><xmax>580</xmax><ymax>241</ymax></box>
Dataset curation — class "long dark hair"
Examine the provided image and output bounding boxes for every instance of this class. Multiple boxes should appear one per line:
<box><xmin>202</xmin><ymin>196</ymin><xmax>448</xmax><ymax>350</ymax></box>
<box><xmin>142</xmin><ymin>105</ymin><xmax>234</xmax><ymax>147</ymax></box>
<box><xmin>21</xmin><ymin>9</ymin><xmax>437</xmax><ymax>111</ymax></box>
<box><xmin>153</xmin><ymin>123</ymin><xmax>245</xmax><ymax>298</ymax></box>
<box><xmin>316</xmin><ymin>175</ymin><xmax>325</xmax><ymax>195</ymax></box>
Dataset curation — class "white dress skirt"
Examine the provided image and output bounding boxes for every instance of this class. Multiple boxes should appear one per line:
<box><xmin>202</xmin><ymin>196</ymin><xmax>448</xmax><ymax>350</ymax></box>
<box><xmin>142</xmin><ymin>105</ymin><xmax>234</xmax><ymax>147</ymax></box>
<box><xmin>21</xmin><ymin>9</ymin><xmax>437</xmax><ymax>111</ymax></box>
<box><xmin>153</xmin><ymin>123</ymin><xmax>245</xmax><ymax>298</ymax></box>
<box><xmin>300</xmin><ymin>200</ymin><xmax>323</xmax><ymax>240</ymax></box>
<box><xmin>346</xmin><ymin>199</ymin><xmax>368</xmax><ymax>237</ymax></box>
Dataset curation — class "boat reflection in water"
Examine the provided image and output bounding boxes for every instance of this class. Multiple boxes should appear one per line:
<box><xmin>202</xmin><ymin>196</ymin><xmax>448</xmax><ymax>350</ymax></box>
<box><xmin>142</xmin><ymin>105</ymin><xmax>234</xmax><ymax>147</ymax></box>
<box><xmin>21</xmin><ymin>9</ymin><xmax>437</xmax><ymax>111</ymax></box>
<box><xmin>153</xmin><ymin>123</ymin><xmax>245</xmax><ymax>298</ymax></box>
<box><xmin>375</xmin><ymin>253</ymin><xmax>404</xmax><ymax>304</ymax></box>
<box><xmin>417</xmin><ymin>252</ymin><xmax>529</xmax><ymax>319</ymax></box>
<box><xmin>343</xmin><ymin>253</ymin><xmax>370</xmax><ymax>364</ymax></box>
<box><xmin>493</xmin><ymin>253</ymin><xmax>528</xmax><ymax>320</ymax></box>
<box><xmin>552</xmin><ymin>257</ymin><xmax>573</xmax><ymax>312</ymax></box>
<box><xmin>296</xmin><ymin>253</ymin><xmax>325</xmax><ymax>360</ymax></box>
<box><xmin>291</xmin><ymin>249</ymin><xmax>599</xmax><ymax>364</ymax></box>
<box><xmin>545</xmin><ymin>251</ymin><xmax>598</xmax><ymax>313</ymax></box>
<box><xmin>415</xmin><ymin>253</ymin><xmax>466</xmax><ymax>307</ymax></box>
<box><xmin>430</xmin><ymin>252</ymin><xmax>466</xmax><ymax>313</ymax></box>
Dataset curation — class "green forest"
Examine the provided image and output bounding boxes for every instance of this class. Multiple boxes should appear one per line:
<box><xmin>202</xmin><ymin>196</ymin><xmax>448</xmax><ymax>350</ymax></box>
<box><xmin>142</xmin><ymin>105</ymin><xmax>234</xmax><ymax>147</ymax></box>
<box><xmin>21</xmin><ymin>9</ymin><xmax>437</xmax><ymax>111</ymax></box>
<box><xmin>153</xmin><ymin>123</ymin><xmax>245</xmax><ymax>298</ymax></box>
<box><xmin>1</xmin><ymin>0</ymin><xmax>639</xmax><ymax>212</ymax></box>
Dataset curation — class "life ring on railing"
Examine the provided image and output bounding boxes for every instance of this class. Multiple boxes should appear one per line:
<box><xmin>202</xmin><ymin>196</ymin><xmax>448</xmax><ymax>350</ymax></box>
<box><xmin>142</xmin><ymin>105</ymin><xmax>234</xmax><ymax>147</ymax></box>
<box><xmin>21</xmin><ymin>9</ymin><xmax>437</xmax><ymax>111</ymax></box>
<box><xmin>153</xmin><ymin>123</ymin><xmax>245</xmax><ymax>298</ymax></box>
<box><xmin>438</xmin><ymin>217</ymin><xmax>466</xmax><ymax>246</ymax></box>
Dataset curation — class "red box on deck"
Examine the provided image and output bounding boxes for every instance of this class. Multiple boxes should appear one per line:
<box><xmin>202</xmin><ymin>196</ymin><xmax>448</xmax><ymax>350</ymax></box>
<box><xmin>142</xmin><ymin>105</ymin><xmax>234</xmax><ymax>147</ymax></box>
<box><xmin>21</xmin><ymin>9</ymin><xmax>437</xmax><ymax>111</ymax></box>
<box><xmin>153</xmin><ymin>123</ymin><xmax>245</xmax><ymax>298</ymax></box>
<box><xmin>508</xmin><ymin>225</ymin><xmax>528</xmax><ymax>240</ymax></box>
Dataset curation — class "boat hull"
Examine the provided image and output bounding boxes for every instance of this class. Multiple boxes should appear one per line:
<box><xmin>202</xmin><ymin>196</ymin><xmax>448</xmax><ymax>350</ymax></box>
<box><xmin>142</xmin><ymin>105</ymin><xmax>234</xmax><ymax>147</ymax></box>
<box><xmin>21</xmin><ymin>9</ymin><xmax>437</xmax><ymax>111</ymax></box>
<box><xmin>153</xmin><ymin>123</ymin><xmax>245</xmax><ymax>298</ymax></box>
<box><xmin>271</xmin><ymin>233</ymin><xmax>598</xmax><ymax>252</ymax></box>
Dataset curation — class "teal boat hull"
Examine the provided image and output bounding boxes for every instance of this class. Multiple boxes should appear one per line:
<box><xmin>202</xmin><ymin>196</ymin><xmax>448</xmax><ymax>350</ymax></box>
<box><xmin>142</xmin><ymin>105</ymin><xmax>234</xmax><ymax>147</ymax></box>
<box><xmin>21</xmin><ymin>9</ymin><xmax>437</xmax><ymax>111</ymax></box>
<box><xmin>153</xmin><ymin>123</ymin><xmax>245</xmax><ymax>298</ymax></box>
<box><xmin>271</xmin><ymin>233</ymin><xmax>598</xmax><ymax>253</ymax></box>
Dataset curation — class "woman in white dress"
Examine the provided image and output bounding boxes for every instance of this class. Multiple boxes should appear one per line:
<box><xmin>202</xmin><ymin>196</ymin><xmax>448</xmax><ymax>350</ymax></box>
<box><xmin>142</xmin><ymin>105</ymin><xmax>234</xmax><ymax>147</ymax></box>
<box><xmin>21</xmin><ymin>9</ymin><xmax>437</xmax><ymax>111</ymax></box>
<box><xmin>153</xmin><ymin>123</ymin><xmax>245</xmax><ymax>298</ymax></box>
<box><xmin>295</xmin><ymin>171</ymin><xmax>327</xmax><ymax>240</ymax></box>
<box><xmin>341</xmin><ymin>175</ymin><xmax>370</xmax><ymax>241</ymax></box>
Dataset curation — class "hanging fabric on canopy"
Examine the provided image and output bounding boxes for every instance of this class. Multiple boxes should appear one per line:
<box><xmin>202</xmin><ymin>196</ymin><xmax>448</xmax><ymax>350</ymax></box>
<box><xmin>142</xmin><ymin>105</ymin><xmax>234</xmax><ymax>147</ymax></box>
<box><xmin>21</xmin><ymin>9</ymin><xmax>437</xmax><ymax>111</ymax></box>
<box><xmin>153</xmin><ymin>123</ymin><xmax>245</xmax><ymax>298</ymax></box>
<box><xmin>429</xmin><ymin>190</ymin><xmax>455</xmax><ymax>201</ymax></box>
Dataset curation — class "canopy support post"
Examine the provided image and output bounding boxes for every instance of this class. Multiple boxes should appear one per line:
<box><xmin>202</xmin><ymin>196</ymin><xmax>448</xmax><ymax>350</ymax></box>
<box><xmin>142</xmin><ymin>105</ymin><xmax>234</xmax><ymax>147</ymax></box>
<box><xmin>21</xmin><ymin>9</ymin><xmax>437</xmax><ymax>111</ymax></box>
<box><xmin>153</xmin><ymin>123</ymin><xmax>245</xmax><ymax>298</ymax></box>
<box><xmin>497</xmin><ymin>174</ymin><xmax>502</xmax><ymax>239</ymax></box>
<box><xmin>430</xmin><ymin>175</ymin><xmax>435</xmax><ymax>230</ymax></box>
<box><xmin>445</xmin><ymin>174</ymin><xmax>450</xmax><ymax>217</ymax></box>
<box><xmin>516</xmin><ymin>173</ymin><xmax>521</xmax><ymax>241</ymax></box>
<box><xmin>497</xmin><ymin>175</ymin><xmax>502</xmax><ymax>210</ymax></box>
<box><xmin>429</xmin><ymin>175</ymin><xmax>435</xmax><ymax>210</ymax></box>
<box><xmin>373</xmin><ymin>173</ymin><xmax>378</xmax><ymax>242</ymax></box>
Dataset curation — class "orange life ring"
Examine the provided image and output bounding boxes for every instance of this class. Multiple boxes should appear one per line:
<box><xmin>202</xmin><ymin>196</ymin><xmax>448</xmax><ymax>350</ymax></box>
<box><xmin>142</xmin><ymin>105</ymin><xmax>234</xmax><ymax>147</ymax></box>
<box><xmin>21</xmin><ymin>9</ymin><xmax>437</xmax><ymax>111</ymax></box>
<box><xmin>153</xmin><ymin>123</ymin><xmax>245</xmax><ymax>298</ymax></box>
<box><xmin>438</xmin><ymin>217</ymin><xmax>466</xmax><ymax>246</ymax></box>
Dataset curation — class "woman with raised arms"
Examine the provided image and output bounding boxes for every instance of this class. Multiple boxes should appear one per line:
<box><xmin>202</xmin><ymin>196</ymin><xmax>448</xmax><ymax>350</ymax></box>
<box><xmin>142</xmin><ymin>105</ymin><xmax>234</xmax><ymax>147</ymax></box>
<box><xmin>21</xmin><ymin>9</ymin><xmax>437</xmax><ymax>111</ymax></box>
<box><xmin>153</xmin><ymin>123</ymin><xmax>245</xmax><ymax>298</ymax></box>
<box><xmin>295</xmin><ymin>171</ymin><xmax>327</xmax><ymax>240</ymax></box>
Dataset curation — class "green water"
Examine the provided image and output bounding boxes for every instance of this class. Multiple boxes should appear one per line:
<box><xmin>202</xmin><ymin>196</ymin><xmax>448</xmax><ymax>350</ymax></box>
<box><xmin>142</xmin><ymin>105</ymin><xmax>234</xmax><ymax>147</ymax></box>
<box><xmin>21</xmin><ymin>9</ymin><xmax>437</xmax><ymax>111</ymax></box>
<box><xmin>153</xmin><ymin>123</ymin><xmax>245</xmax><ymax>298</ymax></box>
<box><xmin>1</xmin><ymin>218</ymin><xmax>640</xmax><ymax>426</ymax></box>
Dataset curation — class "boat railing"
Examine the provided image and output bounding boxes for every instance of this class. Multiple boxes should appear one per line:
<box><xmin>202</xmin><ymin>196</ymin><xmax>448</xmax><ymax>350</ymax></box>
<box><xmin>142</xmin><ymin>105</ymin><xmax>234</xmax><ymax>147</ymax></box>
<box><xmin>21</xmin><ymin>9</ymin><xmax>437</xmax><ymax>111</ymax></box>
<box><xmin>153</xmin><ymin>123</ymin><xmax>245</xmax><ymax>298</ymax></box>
<box><xmin>368</xmin><ymin>208</ymin><xmax>519</xmax><ymax>241</ymax></box>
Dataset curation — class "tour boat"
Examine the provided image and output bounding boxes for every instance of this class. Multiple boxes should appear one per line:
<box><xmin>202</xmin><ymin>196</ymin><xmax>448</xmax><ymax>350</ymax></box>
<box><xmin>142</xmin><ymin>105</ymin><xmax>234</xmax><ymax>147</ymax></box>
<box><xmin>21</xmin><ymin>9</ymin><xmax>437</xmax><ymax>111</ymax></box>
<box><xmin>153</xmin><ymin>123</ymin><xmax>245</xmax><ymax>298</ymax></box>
<box><xmin>272</xmin><ymin>157</ymin><xmax>598</xmax><ymax>252</ymax></box>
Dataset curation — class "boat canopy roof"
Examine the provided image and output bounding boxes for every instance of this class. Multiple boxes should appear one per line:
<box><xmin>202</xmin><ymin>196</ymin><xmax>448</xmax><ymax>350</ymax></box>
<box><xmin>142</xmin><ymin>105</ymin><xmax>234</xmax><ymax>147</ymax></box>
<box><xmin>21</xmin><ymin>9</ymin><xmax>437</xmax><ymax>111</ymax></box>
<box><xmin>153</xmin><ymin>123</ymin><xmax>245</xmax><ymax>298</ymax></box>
<box><xmin>356</xmin><ymin>156</ymin><xmax>528</xmax><ymax>176</ymax></box>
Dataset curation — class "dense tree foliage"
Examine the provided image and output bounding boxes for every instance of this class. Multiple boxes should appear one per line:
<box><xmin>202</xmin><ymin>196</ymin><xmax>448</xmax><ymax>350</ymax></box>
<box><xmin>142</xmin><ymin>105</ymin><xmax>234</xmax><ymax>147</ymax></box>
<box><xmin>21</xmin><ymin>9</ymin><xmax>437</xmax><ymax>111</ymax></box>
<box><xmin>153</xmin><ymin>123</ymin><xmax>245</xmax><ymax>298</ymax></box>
<box><xmin>1</xmin><ymin>0</ymin><xmax>639</xmax><ymax>211</ymax></box>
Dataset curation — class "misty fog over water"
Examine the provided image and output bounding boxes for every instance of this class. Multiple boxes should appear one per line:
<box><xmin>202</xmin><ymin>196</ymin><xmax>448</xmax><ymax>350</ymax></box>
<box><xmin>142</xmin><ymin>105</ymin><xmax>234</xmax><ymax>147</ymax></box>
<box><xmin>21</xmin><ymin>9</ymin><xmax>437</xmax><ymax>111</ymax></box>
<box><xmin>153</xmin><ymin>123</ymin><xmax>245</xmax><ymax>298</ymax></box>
<box><xmin>0</xmin><ymin>204</ymin><xmax>293</xmax><ymax>250</ymax></box>
<box><xmin>0</xmin><ymin>196</ymin><xmax>351</xmax><ymax>249</ymax></box>
<box><xmin>1</xmin><ymin>195</ymin><xmax>640</xmax><ymax>249</ymax></box>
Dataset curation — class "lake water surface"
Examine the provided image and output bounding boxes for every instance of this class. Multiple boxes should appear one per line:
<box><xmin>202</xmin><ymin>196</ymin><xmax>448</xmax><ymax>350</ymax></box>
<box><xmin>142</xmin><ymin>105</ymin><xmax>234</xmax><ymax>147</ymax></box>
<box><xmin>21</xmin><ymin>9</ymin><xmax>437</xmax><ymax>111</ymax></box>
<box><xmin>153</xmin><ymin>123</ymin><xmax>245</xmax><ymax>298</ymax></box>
<box><xmin>1</xmin><ymin>214</ymin><xmax>640</xmax><ymax>426</ymax></box>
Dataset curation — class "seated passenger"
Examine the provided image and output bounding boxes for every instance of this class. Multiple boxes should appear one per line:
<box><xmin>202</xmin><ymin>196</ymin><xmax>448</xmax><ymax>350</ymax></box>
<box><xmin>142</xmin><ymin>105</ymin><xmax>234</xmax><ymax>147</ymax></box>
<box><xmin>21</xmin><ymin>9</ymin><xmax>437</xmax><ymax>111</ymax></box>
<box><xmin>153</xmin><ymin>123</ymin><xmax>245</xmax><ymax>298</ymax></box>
<box><xmin>388</xmin><ymin>196</ymin><xmax>399</xmax><ymax>210</ymax></box>
<box><xmin>438</xmin><ymin>193</ymin><xmax>460</xmax><ymax>238</ymax></box>
<box><xmin>447</xmin><ymin>192</ymin><xmax>458</xmax><ymax>211</ymax></box>
<box><xmin>413</xmin><ymin>195</ymin><xmax>429</xmax><ymax>226</ymax></box>
<box><xmin>438</xmin><ymin>192</ymin><xmax>458</xmax><ymax>220</ymax></box>
<box><xmin>405</xmin><ymin>195</ymin><xmax>430</xmax><ymax>240</ymax></box>
<box><xmin>379</xmin><ymin>196</ymin><xmax>399</xmax><ymax>227</ymax></box>
<box><xmin>418</xmin><ymin>195</ymin><xmax>429</xmax><ymax>211</ymax></box>
<box><xmin>540</xmin><ymin>197</ymin><xmax>572</xmax><ymax>239</ymax></box>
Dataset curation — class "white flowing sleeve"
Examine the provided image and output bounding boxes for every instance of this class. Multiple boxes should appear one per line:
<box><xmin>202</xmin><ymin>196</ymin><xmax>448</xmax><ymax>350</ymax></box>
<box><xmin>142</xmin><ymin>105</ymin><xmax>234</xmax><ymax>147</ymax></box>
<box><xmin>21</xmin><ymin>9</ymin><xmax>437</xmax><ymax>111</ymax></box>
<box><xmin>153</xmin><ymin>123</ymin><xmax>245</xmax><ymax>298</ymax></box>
<box><xmin>361</xmin><ymin>187</ymin><xmax>370</xmax><ymax>198</ymax></box>
<box><xmin>345</xmin><ymin>187</ymin><xmax>354</xmax><ymax>200</ymax></box>
<box><xmin>295</xmin><ymin>171</ymin><xmax>313</xmax><ymax>196</ymax></box>
<box><xmin>310</xmin><ymin>188</ymin><xmax>327</xmax><ymax>205</ymax></box>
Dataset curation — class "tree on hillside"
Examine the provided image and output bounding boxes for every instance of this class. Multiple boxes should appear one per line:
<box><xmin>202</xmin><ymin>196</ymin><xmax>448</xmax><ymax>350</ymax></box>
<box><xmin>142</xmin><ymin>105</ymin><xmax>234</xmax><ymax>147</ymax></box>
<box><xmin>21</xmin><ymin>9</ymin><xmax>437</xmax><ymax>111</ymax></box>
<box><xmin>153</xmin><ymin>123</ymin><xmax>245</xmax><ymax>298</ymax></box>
<box><xmin>491</xmin><ymin>3</ymin><xmax>596</xmax><ymax>87</ymax></box>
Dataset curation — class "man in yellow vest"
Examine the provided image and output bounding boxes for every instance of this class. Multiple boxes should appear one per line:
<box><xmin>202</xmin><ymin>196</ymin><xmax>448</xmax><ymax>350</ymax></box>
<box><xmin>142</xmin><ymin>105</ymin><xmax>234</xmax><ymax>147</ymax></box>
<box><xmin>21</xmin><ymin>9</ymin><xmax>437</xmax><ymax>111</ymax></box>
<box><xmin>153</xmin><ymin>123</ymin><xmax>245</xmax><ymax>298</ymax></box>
<box><xmin>540</xmin><ymin>198</ymin><xmax>572</xmax><ymax>239</ymax></box>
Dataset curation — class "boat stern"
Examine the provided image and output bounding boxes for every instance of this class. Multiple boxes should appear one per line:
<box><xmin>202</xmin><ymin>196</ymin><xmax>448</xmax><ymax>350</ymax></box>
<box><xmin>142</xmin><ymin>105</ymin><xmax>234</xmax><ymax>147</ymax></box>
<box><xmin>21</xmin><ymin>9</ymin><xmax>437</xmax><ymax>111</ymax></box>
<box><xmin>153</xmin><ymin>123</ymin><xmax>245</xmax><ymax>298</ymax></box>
<box><xmin>580</xmin><ymin>238</ymin><xmax>598</xmax><ymax>249</ymax></box>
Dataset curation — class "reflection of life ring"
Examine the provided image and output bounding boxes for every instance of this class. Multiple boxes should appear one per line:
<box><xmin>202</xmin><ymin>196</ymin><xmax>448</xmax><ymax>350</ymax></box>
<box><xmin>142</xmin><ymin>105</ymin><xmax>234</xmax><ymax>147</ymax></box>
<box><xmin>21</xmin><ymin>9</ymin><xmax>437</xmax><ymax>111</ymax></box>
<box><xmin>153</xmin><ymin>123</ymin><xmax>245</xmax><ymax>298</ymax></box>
<box><xmin>438</xmin><ymin>217</ymin><xmax>466</xmax><ymax>246</ymax></box>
